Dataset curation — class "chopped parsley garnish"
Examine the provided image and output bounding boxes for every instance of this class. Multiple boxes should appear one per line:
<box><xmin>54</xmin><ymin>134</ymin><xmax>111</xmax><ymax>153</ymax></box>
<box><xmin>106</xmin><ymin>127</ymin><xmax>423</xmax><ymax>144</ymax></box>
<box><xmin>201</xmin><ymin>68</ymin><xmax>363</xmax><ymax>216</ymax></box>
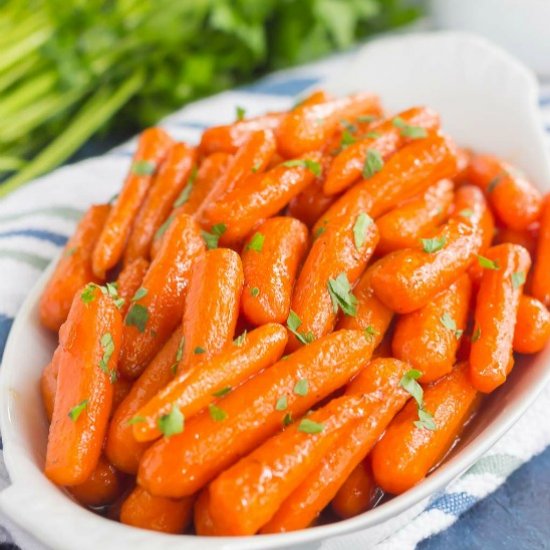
<box><xmin>340</xmin><ymin>119</ymin><xmax>358</xmax><ymax>133</ymax></box>
<box><xmin>250</xmin><ymin>287</ymin><xmax>260</xmax><ymax>297</ymax></box>
<box><xmin>194</xmin><ymin>346</ymin><xmax>206</xmax><ymax>354</ymax></box>
<box><xmin>364</xmin><ymin>325</ymin><xmax>379</xmax><ymax>341</ymax></box>
<box><xmin>283</xmin><ymin>412</ymin><xmax>293</xmax><ymax>426</ymax></box>
<box><xmin>293</xmin><ymin>379</ymin><xmax>309</xmax><ymax>396</ymax></box>
<box><xmin>125</xmin><ymin>303</ymin><xmax>149</xmax><ymax>333</ymax></box>
<box><xmin>99</xmin><ymin>332</ymin><xmax>117</xmax><ymax>383</ymax></box>
<box><xmin>399</xmin><ymin>369</ymin><xmax>436</xmax><ymax>431</ymax></box>
<box><xmin>340</xmin><ymin>129</ymin><xmax>356</xmax><ymax>150</ymax></box>
<box><xmin>209</xmin><ymin>403</ymin><xmax>228</xmax><ymax>422</ymax></box>
<box><xmin>477</xmin><ymin>255</ymin><xmax>499</xmax><ymax>270</ymax></box>
<box><xmin>132</xmin><ymin>287</ymin><xmax>148</xmax><ymax>301</ymax></box>
<box><xmin>234</xmin><ymin>331</ymin><xmax>247</xmax><ymax>347</ymax></box>
<box><xmin>421</xmin><ymin>236</ymin><xmax>446</xmax><ymax>253</ymax></box>
<box><xmin>68</xmin><ymin>400</ymin><xmax>88</xmax><ymax>422</ymax></box>
<box><xmin>357</xmin><ymin>115</ymin><xmax>378</xmax><ymax>124</ymax></box>
<box><xmin>202</xmin><ymin>223</ymin><xmax>226</xmax><ymax>249</ymax></box>
<box><xmin>81</xmin><ymin>283</ymin><xmax>96</xmax><ymax>304</ymax></box>
<box><xmin>132</xmin><ymin>160</ymin><xmax>156</xmax><ymax>176</ymax></box>
<box><xmin>275</xmin><ymin>396</ymin><xmax>288</xmax><ymax>411</ymax></box>
<box><xmin>314</xmin><ymin>225</ymin><xmax>327</xmax><ymax>239</ymax></box>
<box><xmin>298</xmin><ymin>418</ymin><xmax>324</xmax><ymax>434</ymax></box>
<box><xmin>471</xmin><ymin>327</ymin><xmax>481</xmax><ymax>343</ymax></box>
<box><xmin>246</xmin><ymin>232</ymin><xmax>264</xmax><ymax>252</ymax></box>
<box><xmin>287</xmin><ymin>310</ymin><xmax>315</xmax><ymax>345</ymax></box>
<box><xmin>365</xmin><ymin>131</ymin><xmax>381</xmax><ymax>139</ymax></box>
<box><xmin>327</xmin><ymin>273</ymin><xmax>357</xmax><ymax>316</ymax></box>
<box><xmin>459</xmin><ymin>208</ymin><xmax>474</xmax><ymax>219</ymax></box>
<box><xmin>103</xmin><ymin>282</ymin><xmax>124</xmax><ymax>310</ymax></box>
<box><xmin>157</xmin><ymin>404</ymin><xmax>184</xmax><ymax>437</ymax></box>
<box><xmin>282</xmin><ymin>159</ymin><xmax>322</xmax><ymax>177</ymax></box>
<box><xmin>439</xmin><ymin>313</ymin><xmax>463</xmax><ymax>340</ymax></box>
<box><xmin>392</xmin><ymin>117</ymin><xmax>427</xmax><ymax>139</ymax></box>
<box><xmin>487</xmin><ymin>173</ymin><xmax>505</xmax><ymax>193</ymax></box>
<box><xmin>362</xmin><ymin>149</ymin><xmax>384</xmax><ymax>179</ymax></box>
<box><xmin>236</xmin><ymin>106</ymin><xmax>246</xmax><ymax>121</ymax></box>
<box><xmin>511</xmin><ymin>271</ymin><xmax>526</xmax><ymax>289</ymax></box>
<box><xmin>212</xmin><ymin>386</ymin><xmax>232</xmax><ymax>398</ymax></box>
<box><xmin>353</xmin><ymin>212</ymin><xmax>373</xmax><ymax>250</ymax></box>
<box><xmin>171</xmin><ymin>336</ymin><xmax>185</xmax><ymax>374</ymax></box>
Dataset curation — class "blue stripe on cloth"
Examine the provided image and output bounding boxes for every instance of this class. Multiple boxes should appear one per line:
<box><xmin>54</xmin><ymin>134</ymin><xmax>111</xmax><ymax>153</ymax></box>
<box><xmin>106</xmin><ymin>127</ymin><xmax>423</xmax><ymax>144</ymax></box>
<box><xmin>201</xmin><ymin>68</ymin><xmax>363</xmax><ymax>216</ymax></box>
<box><xmin>426</xmin><ymin>491</ymin><xmax>478</xmax><ymax>515</ymax></box>
<box><xmin>0</xmin><ymin>229</ymin><xmax>67</xmax><ymax>246</ymax></box>
<box><xmin>243</xmin><ymin>76</ymin><xmax>321</xmax><ymax>96</ymax></box>
<box><xmin>539</xmin><ymin>95</ymin><xmax>550</xmax><ymax>106</ymax></box>
<box><xmin>0</xmin><ymin>314</ymin><xmax>14</xmax><ymax>362</ymax></box>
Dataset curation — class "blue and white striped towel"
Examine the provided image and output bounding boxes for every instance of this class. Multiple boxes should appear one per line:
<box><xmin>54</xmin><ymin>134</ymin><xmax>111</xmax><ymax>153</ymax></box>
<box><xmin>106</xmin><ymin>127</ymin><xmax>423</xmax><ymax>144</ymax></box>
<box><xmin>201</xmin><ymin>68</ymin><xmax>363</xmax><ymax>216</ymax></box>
<box><xmin>1</xmin><ymin>51</ymin><xmax>550</xmax><ymax>550</ymax></box>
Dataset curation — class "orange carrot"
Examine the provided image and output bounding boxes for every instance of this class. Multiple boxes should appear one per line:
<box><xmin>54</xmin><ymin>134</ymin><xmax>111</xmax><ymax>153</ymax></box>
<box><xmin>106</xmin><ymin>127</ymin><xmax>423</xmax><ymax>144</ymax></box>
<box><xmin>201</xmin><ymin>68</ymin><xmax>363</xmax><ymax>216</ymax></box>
<box><xmin>68</xmin><ymin>456</ymin><xmax>122</xmax><ymax>507</ymax></box>
<box><xmin>392</xmin><ymin>274</ymin><xmax>472</xmax><ymax>382</ymax></box>
<box><xmin>115</xmin><ymin>257</ymin><xmax>149</xmax><ymax>316</ymax></box>
<box><xmin>371</xmin><ymin>363</ymin><xmax>479</xmax><ymax>494</ymax></box>
<box><xmin>495</xmin><ymin>225</ymin><xmax>538</xmax><ymax>258</ymax></box>
<box><xmin>513</xmin><ymin>294</ymin><xmax>550</xmax><ymax>354</ymax></box>
<box><xmin>332</xmin><ymin>460</ymin><xmax>379</xmax><ymax>519</ymax></box>
<box><xmin>324</xmin><ymin>106</ymin><xmax>440</xmax><ymax>195</ymax></box>
<box><xmin>120</xmin><ymin>486</ymin><xmax>193</xmax><ymax>534</ymax></box>
<box><xmin>194</xmin><ymin>490</ymin><xmax>223</xmax><ymax>536</ymax></box>
<box><xmin>41</xmin><ymin>352</ymin><xmax>60</xmax><ymax>422</ymax></box>
<box><xmin>45</xmin><ymin>284</ymin><xmax>122</xmax><ymax>485</ymax></box>
<box><xmin>105</xmin><ymin>329</ymin><xmax>182</xmax><ymax>474</ymax></box>
<box><xmin>241</xmin><ymin>217</ymin><xmax>309</xmax><ymax>325</ymax></box>
<box><xmin>287</xmin><ymin>176</ymin><xmax>337</xmax><ymax>228</ymax></box>
<box><xmin>532</xmin><ymin>195</ymin><xmax>550</xmax><ymax>307</ymax></box>
<box><xmin>470</xmin><ymin>244</ymin><xmax>531</xmax><ymax>392</ymax></box>
<box><xmin>132</xmin><ymin>323</ymin><xmax>287</xmax><ymax>443</ymax></box>
<box><xmin>119</xmin><ymin>213</ymin><xmax>204</xmax><ymax>379</ymax></box>
<box><xmin>124</xmin><ymin>142</ymin><xmax>197</xmax><ymax>264</ymax></box>
<box><xmin>92</xmin><ymin>128</ymin><xmax>174</xmax><ymax>278</ymax></box>
<box><xmin>39</xmin><ymin>204</ymin><xmax>110</xmax><ymax>331</ymax></box>
<box><xmin>138</xmin><ymin>330</ymin><xmax>375</xmax><ymax>498</ymax></box>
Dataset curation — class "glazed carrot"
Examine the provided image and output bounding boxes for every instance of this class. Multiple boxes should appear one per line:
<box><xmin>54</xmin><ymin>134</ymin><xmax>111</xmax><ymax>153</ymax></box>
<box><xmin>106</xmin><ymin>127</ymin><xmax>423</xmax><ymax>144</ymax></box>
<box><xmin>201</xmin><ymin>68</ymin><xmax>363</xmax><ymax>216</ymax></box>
<box><xmin>324</xmin><ymin>107</ymin><xmax>440</xmax><ymax>195</ymax></box>
<box><xmin>288</xmin><ymin>210</ymin><xmax>379</xmax><ymax>350</ymax></box>
<box><xmin>199</xmin><ymin>113</ymin><xmax>284</xmax><ymax>155</ymax></box>
<box><xmin>196</xmin><ymin>129</ymin><xmax>276</xmax><ymax>224</ymax></box>
<box><xmin>513</xmin><ymin>294</ymin><xmax>550</xmax><ymax>354</ymax></box>
<box><xmin>315</xmin><ymin>133</ymin><xmax>459</xmax><ymax>234</ymax></box>
<box><xmin>176</xmin><ymin>248</ymin><xmax>243</xmax><ymax>374</ymax></box>
<box><xmin>68</xmin><ymin>455</ymin><xmax>122</xmax><ymax>507</ymax></box>
<box><xmin>296</xmin><ymin>89</ymin><xmax>334</xmax><ymax>108</ymax></box>
<box><xmin>392</xmin><ymin>274</ymin><xmax>472</xmax><ymax>382</ymax></box>
<box><xmin>207</xmin><ymin>393</ymin><xmax>371</xmax><ymax>535</ymax></box>
<box><xmin>105</xmin><ymin>329</ymin><xmax>182</xmax><ymax>474</ymax></box>
<box><xmin>39</xmin><ymin>204</ymin><xmax>110</xmax><ymax>331</ymax></box>
<box><xmin>332</xmin><ymin>460</ymin><xmax>378</xmax><ymax>519</ymax></box>
<box><xmin>138</xmin><ymin>330</ymin><xmax>375</xmax><ymax>497</ymax></box>
<box><xmin>115</xmin><ymin>257</ymin><xmax>149</xmax><ymax>316</ymax></box>
<box><xmin>287</xmin><ymin>177</ymin><xmax>337</xmax><ymax>228</ymax></box>
<box><xmin>123</xmin><ymin>142</ymin><xmax>197</xmax><ymax>264</ymax></box>
<box><xmin>92</xmin><ymin>128</ymin><xmax>174</xmax><ymax>278</ymax></box>
<box><xmin>150</xmin><ymin>152</ymin><xmax>230</xmax><ymax>258</ymax></box>
<box><xmin>120</xmin><ymin>486</ymin><xmax>193</xmax><ymax>534</ymax></box>
<box><xmin>376</xmin><ymin>179</ymin><xmax>454</xmax><ymax>255</ymax></box>
<box><xmin>532</xmin><ymin>195</ymin><xmax>550</xmax><ymax>307</ymax></box>
<box><xmin>241</xmin><ymin>217</ymin><xmax>309</xmax><ymax>325</ymax></box>
<box><xmin>467</xmin><ymin>153</ymin><xmax>543</xmax><ymax>230</ymax></box>
<box><xmin>371</xmin><ymin>216</ymin><xmax>482</xmax><ymax>314</ymax></box>
<box><xmin>119</xmin><ymin>213</ymin><xmax>204</xmax><ymax>379</ymax></box>
<box><xmin>336</xmin><ymin>262</ymin><xmax>393</xmax><ymax>348</ymax></box>
<box><xmin>495</xmin><ymin>225</ymin><xmax>538</xmax><ymax>258</ymax></box>
<box><xmin>276</xmin><ymin>93</ymin><xmax>381</xmax><ymax>158</ymax></box>
<box><xmin>371</xmin><ymin>363</ymin><xmax>479</xmax><ymax>494</ymax></box>
<box><xmin>132</xmin><ymin>323</ymin><xmax>287</xmax><ymax>443</ymax></box>
<box><xmin>200</xmin><ymin>152</ymin><xmax>321</xmax><ymax>244</ymax></box>
<box><xmin>470</xmin><ymin>244</ymin><xmax>531</xmax><ymax>392</ymax></box>
<box><xmin>45</xmin><ymin>284</ymin><xmax>122</xmax><ymax>485</ymax></box>
<box><xmin>111</xmin><ymin>376</ymin><xmax>133</xmax><ymax>412</ymax></box>
<box><xmin>194</xmin><ymin>490</ymin><xmax>223</xmax><ymax>536</ymax></box>
<box><xmin>260</xmin><ymin>358</ymin><xmax>410</xmax><ymax>533</ymax></box>
<box><xmin>41</xmin><ymin>350</ymin><xmax>60</xmax><ymax>422</ymax></box>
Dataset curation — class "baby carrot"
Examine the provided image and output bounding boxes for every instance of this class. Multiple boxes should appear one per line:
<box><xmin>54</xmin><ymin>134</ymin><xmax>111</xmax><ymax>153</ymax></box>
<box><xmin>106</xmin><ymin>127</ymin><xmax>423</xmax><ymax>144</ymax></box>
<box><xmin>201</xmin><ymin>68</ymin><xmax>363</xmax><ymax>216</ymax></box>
<box><xmin>288</xmin><ymin>210</ymin><xmax>379</xmax><ymax>350</ymax></box>
<box><xmin>68</xmin><ymin>456</ymin><xmax>122</xmax><ymax>507</ymax></box>
<box><xmin>194</xmin><ymin>490</ymin><xmax>223</xmax><ymax>536</ymax></box>
<box><xmin>392</xmin><ymin>274</ymin><xmax>472</xmax><ymax>382</ymax></box>
<box><xmin>92</xmin><ymin>128</ymin><xmax>174</xmax><ymax>278</ymax></box>
<box><xmin>287</xmin><ymin>177</ymin><xmax>337</xmax><ymax>228</ymax></box>
<box><xmin>241</xmin><ymin>217</ymin><xmax>309</xmax><ymax>325</ymax></box>
<box><xmin>200</xmin><ymin>152</ymin><xmax>321</xmax><ymax>244</ymax></box>
<box><xmin>376</xmin><ymin>179</ymin><xmax>454</xmax><ymax>255</ymax></box>
<box><xmin>467</xmin><ymin>153</ymin><xmax>543</xmax><ymax>230</ymax></box>
<box><xmin>150</xmin><ymin>151</ymin><xmax>230</xmax><ymax>258</ymax></box>
<box><xmin>324</xmin><ymin>106</ymin><xmax>440</xmax><ymax>195</ymax></box>
<box><xmin>371</xmin><ymin>216</ymin><xmax>482</xmax><ymax>314</ymax></box>
<box><xmin>332</xmin><ymin>460</ymin><xmax>378</xmax><ymax>520</ymax></box>
<box><xmin>513</xmin><ymin>294</ymin><xmax>550</xmax><ymax>354</ymax></box>
<box><xmin>45</xmin><ymin>284</ymin><xmax>122</xmax><ymax>486</ymax></box>
<box><xmin>470</xmin><ymin>244</ymin><xmax>531</xmax><ymax>392</ymax></box>
<box><xmin>105</xmin><ymin>329</ymin><xmax>182</xmax><ymax>474</ymax></box>
<box><xmin>39</xmin><ymin>204</ymin><xmax>110</xmax><ymax>331</ymax></box>
<box><xmin>276</xmin><ymin>93</ymin><xmax>381</xmax><ymax>158</ymax></box>
<box><xmin>138</xmin><ymin>330</ymin><xmax>375</xmax><ymax>498</ymax></box>
<box><xmin>119</xmin><ymin>213</ymin><xmax>204</xmax><ymax>379</ymax></box>
<box><xmin>495</xmin><ymin>225</ymin><xmax>538</xmax><ymax>258</ymax></box>
<box><xmin>532</xmin><ymin>195</ymin><xmax>550</xmax><ymax>307</ymax></box>
<box><xmin>41</xmin><ymin>350</ymin><xmax>60</xmax><ymax>422</ymax></box>
<box><xmin>123</xmin><ymin>142</ymin><xmax>197</xmax><ymax>264</ymax></box>
<box><xmin>371</xmin><ymin>362</ymin><xmax>479</xmax><ymax>494</ymax></box>
<box><xmin>111</xmin><ymin>376</ymin><xmax>132</xmax><ymax>413</ymax></box>
<box><xmin>115</xmin><ymin>257</ymin><xmax>149</xmax><ymax>316</ymax></box>
<box><xmin>132</xmin><ymin>323</ymin><xmax>288</xmax><ymax>443</ymax></box>
<box><xmin>177</xmin><ymin>248</ymin><xmax>243</xmax><ymax>374</ymax></box>
<box><xmin>336</xmin><ymin>262</ymin><xmax>393</xmax><ymax>348</ymax></box>
<box><xmin>120</xmin><ymin>486</ymin><xmax>194</xmax><ymax>534</ymax></box>
<box><xmin>260</xmin><ymin>358</ymin><xmax>410</xmax><ymax>533</ymax></box>
<box><xmin>315</xmin><ymin>133</ymin><xmax>458</xmax><ymax>234</ymax></box>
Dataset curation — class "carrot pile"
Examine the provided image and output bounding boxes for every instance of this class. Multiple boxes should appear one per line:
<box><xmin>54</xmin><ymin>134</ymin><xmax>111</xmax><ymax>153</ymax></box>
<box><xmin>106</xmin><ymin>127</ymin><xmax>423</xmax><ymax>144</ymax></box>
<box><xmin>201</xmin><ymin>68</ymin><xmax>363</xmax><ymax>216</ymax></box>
<box><xmin>38</xmin><ymin>90</ymin><xmax>550</xmax><ymax>536</ymax></box>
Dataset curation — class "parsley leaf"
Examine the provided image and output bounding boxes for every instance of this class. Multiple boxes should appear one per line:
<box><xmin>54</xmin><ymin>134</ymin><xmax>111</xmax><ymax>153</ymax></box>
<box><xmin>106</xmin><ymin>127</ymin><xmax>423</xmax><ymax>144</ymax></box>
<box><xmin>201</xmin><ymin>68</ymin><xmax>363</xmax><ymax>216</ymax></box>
<box><xmin>171</xmin><ymin>336</ymin><xmax>185</xmax><ymax>374</ymax></box>
<box><xmin>275</xmin><ymin>395</ymin><xmax>288</xmax><ymax>411</ymax></box>
<box><xmin>99</xmin><ymin>332</ymin><xmax>117</xmax><ymax>383</ymax></box>
<box><xmin>400</xmin><ymin>370</ymin><xmax>436</xmax><ymax>431</ymax></box>
<box><xmin>511</xmin><ymin>271</ymin><xmax>526</xmax><ymax>289</ymax></box>
<box><xmin>194</xmin><ymin>346</ymin><xmax>205</xmax><ymax>354</ymax></box>
<box><xmin>287</xmin><ymin>310</ymin><xmax>315</xmax><ymax>345</ymax></box>
<box><xmin>132</xmin><ymin>160</ymin><xmax>156</xmax><ymax>176</ymax></box>
<box><xmin>415</xmin><ymin>408</ymin><xmax>437</xmax><ymax>431</ymax></box>
<box><xmin>365</xmin><ymin>131</ymin><xmax>381</xmax><ymax>139</ymax></box>
<box><xmin>327</xmin><ymin>273</ymin><xmax>357</xmax><ymax>316</ymax></box>
<box><xmin>340</xmin><ymin>129</ymin><xmax>356</xmax><ymax>150</ymax></box>
<box><xmin>440</xmin><ymin>312</ymin><xmax>463</xmax><ymax>339</ymax></box>
<box><xmin>392</xmin><ymin>117</ymin><xmax>427</xmax><ymax>139</ymax></box>
<box><xmin>202</xmin><ymin>223</ymin><xmax>226</xmax><ymax>249</ymax></box>
<box><xmin>246</xmin><ymin>232</ymin><xmax>264</xmax><ymax>252</ymax></box>
<box><xmin>362</xmin><ymin>149</ymin><xmax>384</xmax><ymax>179</ymax></box>
<box><xmin>459</xmin><ymin>208</ymin><xmax>474</xmax><ymax>219</ymax></box>
<box><xmin>357</xmin><ymin>115</ymin><xmax>378</xmax><ymax>124</ymax></box>
<box><xmin>471</xmin><ymin>327</ymin><xmax>481</xmax><ymax>343</ymax></box>
<box><xmin>477</xmin><ymin>255</ymin><xmax>499</xmax><ymax>270</ymax></box>
<box><xmin>487</xmin><ymin>173</ymin><xmax>505</xmax><ymax>193</ymax></box>
<box><xmin>421</xmin><ymin>236</ymin><xmax>446</xmax><ymax>253</ymax></box>
<box><xmin>212</xmin><ymin>386</ymin><xmax>232</xmax><ymax>398</ymax></box>
<box><xmin>293</xmin><ymin>379</ymin><xmax>308</xmax><ymax>396</ymax></box>
<box><xmin>250</xmin><ymin>287</ymin><xmax>260</xmax><ymax>297</ymax></box>
<box><xmin>157</xmin><ymin>404</ymin><xmax>184</xmax><ymax>437</ymax></box>
<box><xmin>236</xmin><ymin>106</ymin><xmax>246</xmax><ymax>121</ymax></box>
<box><xmin>234</xmin><ymin>330</ymin><xmax>247</xmax><ymax>347</ymax></box>
<box><xmin>125</xmin><ymin>303</ymin><xmax>149</xmax><ymax>333</ymax></box>
<box><xmin>81</xmin><ymin>283</ymin><xmax>97</xmax><ymax>304</ymax></box>
<box><xmin>283</xmin><ymin>412</ymin><xmax>293</xmax><ymax>426</ymax></box>
<box><xmin>282</xmin><ymin>159</ymin><xmax>322</xmax><ymax>177</ymax></box>
<box><xmin>353</xmin><ymin>212</ymin><xmax>373</xmax><ymax>250</ymax></box>
<box><xmin>68</xmin><ymin>399</ymin><xmax>88</xmax><ymax>422</ymax></box>
<box><xmin>127</xmin><ymin>416</ymin><xmax>146</xmax><ymax>425</ymax></box>
<box><xmin>209</xmin><ymin>403</ymin><xmax>228</xmax><ymax>422</ymax></box>
<box><xmin>132</xmin><ymin>287</ymin><xmax>148</xmax><ymax>301</ymax></box>
<box><xmin>154</xmin><ymin>215</ymin><xmax>174</xmax><ymax>240</ymax></box>
<box><xmin>102</xmin><ymin>282</ymin><xmax>125</xmax><ymax>310</ymax></box>
<box><xmin>314</xmin><ymin>225</ymin><xmax>327</xmax><ymax>239</ymax></box>
<box><xmin>340</xmin><ymin>119</ymin><xmax>358</xmax><ymax>133</ymax></box>
<box><xmin>297</xmin><ymin>418</ymin><xmax>324</xmax><ymax>434</ymax></box>
<box><xmin>364</xmin><ymin>325</ymin><xmax>379</xmax><ymax>341</ymax></box>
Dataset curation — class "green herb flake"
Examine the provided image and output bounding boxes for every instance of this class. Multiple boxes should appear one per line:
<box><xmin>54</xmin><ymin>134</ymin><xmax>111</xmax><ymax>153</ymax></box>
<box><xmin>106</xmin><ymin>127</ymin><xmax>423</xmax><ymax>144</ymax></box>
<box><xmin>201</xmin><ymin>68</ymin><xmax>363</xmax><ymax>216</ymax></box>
<box><xmin>362</xmin><ymin>149</ymin><xmax>384</xmax><ymax>179</ymax></box>
<box><xmin>293</xmin><ymin>379</ymin><xmax>308</xmax><ymax>397</ymax></box>
<box><xmin>511</xmin><ymin>271</ymin><xmax>526</xmax><ymax>289</ymax></box>
<box><xmin>173</xmin><ymin>179</ymin><xmax>194</xmax><ymax>208</ymax></box>
<box><xmin>353</xmin><ymin>212</ymin><xmax>373</xmax><ymax>250</ymax></box>
<box><xmin>125</xmin><ymin>303</ymin><xmax>149</xmax><ymax>333</ymax></box>
<box><xmin>127</xmin><ymin>416</ymin><xmax>146</xmax><ymax>425</ymax></box>
<box><xmin>194</xmin><ymin>346</ymin><xmax>206</xmax><ymax>354</ymax></box>
<box><xmin>99</xmin><ymin>332</ymin><xmax>117</xmax><ymax>383</ymax></box>
<box><xmin>251</xmin><ymin>161</ymin><xmax>262</xmax><ymax>173</ymax></box>
<box><xmin>399</xmin><ymin>369</ymin><xmax>424</xmax><ymax>408</ymax></box>
<box><xmin>364</xmin><ymin>325</ymin><xmax>379</xmax><ymax>341</ymax></box>
<box><xmin>250</xmin><ymin>287</ymin><xmax>260</xmax><ymax>297</ymax></box>
<box><xmin>132</xmin><ymin>160</ymin><xmax>156</xmax><ymax>176</ymax></box>
<box><xmin>487</xmin><ymin>173</ymin><xmax>505</xmax><ymax>193</ymax></box>
<box><xmin>459</xmin><ymin>209</ymin><xmax>474</xmax><ymax>219</ymax></box>
<box><xmin>212</xmin><ymin>386</ymin><xmax>232</xmax><ymax>398</ymax></box>
<box><xmin>392</xmin><ymin>117</ymin><xmax>427</xmax><ymax>139</ymax></box>
<box><xmin>157</xmin><ymin>404</ymin><xmax>184</xmax><ymax>437</ymax></box>
<box><xmin>297</xmin><ymin>418</ymin><xmax>324</xmax><ymax>434</ymax></box>
<box><xmin>234</xmin><ymin>330</ymin><xmax>247</xmax><ymax>347</ymax></box>
<box><xmin>209</xmin><ymin>403</ymin><xmax>228</xmax><ymax>422</ymax></box>
<box><xmin>357</xmin><ymin>115</ymin><xmax>378</xmax><ymax>124</ymax></box>
<box><xmin>236</xmin><ymin>106</ymin><xmax>246</xmax><ymax>121</ymax></box>
<box><xmin>81</xmin><ymin>283</ymin><xmax>97</xmax><ymax>304</ymax></box>
<box><xmin>154</xmin><ymin>215</ymin><xmax>174</xmax><ymax>240</ymax></box>
<box><xmin>471</xmin><ymin>327</ymin><xmax>481</xmax><ymax>343</ymax></box>
<box><xmin>314</xmin><ymin>225</ymin><xmax>327</xmax><ymax>240</ymax></box>
<box><xmin>132</xmin><ymin>287</ymin><xmax>148</xmax><ymax>301</ymax></box>
<box><xmin>365</xmin><ymin>131</ymin><xmax>381</xmax><ymax>139</ymax></box>
<box><xmin>414</xmin><ymin>408</ymin><xmax>437</xmax><ymax>431</ymax></box>
<box><xmin>327</xmin><ymin>273</ymin><xmax>357</xmax><ymax>316</ymax></box>
<box><xmin>68</xmin><ymin>399</ymin><xmax>88</xmax><ymax>422</ymax></box>
<box><xmin>275</xmin><ymin>395</ymin><xmax>288</xmax><ymax>411</ymax></box>
<box><xmin>421</xmin><ymin>236</ymin><xmax>447</xmax><ymax>254</ymax></box>
<box><xmin>440</xmin><ymin>312</ymin><xmax>463</xmax><ymax>340</ymax></box>
<box><xmin>340</xmin><ymin>119</ymin><xmax>358</xmax><ymax>133</ymax></box>
<box><xmin>477</xmin><ymin>255</ymin><xmax>500</xmax><ymax>270</ymax></box>
<box><xmin>287</xmin><ymin>310</ymin><xmax>315</xmax><ymax>345</ymax></box>
<box><xmin>282</xmin><ymin>159</ymin><xmax>322</xmax><ymax>177</ymax></box>
<box><xmin>340</xmin><ymin>129</ymin><xmax>356</xmax><ymax>150</ymax></box>
<box><xmin>171</xmin><ymin>337</ymin><xmax>185</xmax><ymax>374</ymax></box>
<box><xmin>246</xmin><ymin>232</ymin><xmax>264</xmax><ymax>252</ymax></box>
<box><xmin>283</xmin><ymin>412</ymin><xmax>293</xmax><ymax>426</ymax></box>
<box><xmin>202</xmin><ymin>223</ymin><xmax>226</xmax><ymax>249</ymax></box>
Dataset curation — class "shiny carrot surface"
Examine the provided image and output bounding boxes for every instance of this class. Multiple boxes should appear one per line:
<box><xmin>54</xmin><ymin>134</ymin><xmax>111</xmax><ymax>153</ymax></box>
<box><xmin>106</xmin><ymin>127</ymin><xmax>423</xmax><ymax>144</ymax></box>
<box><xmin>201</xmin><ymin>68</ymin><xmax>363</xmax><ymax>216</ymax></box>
<box><xmin>532</xmin><ymin>195</ymin><xmax>550</xmax><ymax>307</ymax></box>
<box><xmin>513</xmin><ymin>294</ymin><xmax>550</xmax><ymax>354</ymax></box>
<box><xmin>332</xmin><ymin>460</ymin><xmax>378</xmax><ymax>520</ymax></box>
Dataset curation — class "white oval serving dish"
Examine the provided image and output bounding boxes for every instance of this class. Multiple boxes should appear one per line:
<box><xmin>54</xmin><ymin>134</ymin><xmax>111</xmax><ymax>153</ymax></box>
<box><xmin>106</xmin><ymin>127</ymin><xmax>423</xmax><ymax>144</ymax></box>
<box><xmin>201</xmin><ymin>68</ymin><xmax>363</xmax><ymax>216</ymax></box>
<box><xmin>1</xmin><ymin>31</ymin><xmax>549</xmax><ymax>550</ymax></box>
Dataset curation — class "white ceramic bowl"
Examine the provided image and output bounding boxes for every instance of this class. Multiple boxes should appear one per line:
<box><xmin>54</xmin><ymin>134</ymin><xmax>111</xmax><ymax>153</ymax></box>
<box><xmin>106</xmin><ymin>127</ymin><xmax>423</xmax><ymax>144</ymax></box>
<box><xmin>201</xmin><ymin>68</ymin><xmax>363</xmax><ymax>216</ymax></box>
<box><xmin>1</xmin><ymin>32</ymin><xmax>550</xmax><ymax>550</ymax></box>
